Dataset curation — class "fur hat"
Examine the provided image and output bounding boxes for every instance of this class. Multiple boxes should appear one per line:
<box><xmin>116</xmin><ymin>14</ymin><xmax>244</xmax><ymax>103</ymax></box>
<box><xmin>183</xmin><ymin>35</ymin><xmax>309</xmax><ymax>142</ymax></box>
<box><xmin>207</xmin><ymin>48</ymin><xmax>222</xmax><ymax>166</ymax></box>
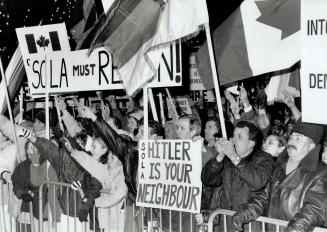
<box><xmin>291</xmin><ymin>120</ymin><xmax>324</xmax><ymax>145</ymax></box>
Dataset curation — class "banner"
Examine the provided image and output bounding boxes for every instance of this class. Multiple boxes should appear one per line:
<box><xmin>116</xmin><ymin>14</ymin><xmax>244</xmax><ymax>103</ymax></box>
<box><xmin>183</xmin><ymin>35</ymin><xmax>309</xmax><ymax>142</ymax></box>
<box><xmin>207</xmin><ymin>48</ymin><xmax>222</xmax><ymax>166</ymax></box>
<box><xmin>16</xmin><ymin>23</ymin><xmax>71</xmax><ymax>96</ymax></box>
<box><xmin>136</xmin><ymin>140</ymin><xmax>202</xmax><ymax>213</ymax></box>
<box><xmin>46</xmin><ymin>47</ymin><xmax>121</xmax><ymax>93</ymax></box>
<box><xmin>301</xmin><ymin>0</ymin><xmax>327</xmax><ymax>124</ymax></box>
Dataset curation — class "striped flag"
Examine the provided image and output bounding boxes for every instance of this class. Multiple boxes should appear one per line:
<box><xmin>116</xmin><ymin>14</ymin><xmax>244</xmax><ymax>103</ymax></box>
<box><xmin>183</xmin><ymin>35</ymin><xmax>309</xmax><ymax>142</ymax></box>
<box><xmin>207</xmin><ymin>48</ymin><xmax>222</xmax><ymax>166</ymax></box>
<box><xmin>196</xmin><ymin>0</ymin><xmax>300</xmax><ymax>88</ymax></box>
<box><xmin>80</xmin><ymin>0</ymin><xmax>209</xmax><ymax>95</ymax></box>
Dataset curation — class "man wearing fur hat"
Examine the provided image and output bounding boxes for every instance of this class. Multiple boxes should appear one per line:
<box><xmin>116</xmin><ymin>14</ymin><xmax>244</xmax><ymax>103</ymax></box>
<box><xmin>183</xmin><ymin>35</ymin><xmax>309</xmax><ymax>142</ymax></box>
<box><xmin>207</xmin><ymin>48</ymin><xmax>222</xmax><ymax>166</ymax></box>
<box><xmin>231</xmin><ymin>119</ymin><xmax>327</xmax><ymax>232</ymax></box>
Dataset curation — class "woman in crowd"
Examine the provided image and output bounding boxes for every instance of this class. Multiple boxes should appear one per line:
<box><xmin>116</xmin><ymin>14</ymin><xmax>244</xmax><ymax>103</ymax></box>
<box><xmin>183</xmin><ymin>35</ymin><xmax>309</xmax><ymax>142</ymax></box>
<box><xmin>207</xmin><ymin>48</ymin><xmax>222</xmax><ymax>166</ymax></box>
<box><xmin>18</xmin><ymin>128</ymin><xmax>102</xmax><ymax>231</ymax></box>
<box><xmin>12</xmin><ymin>139</ymin><xmax>60</xmax><ymax>232</ymax></box>
<box><xmin>65</xmin><ymin>138</ymin><xmax>128</xmax><ymax>232</ymax></box>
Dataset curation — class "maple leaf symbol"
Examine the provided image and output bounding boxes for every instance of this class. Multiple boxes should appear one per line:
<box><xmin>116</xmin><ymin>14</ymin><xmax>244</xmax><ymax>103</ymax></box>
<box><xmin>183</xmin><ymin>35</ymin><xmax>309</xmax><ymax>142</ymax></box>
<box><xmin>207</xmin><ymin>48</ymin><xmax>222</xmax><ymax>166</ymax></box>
<box><xmin>255</xmin><ymin>0</ymin><xmax>300</xmax><ymax>39</ymax></box>
<box><xmin>36</xmin><ymin>35</ymin><xmax>50</xmax><ymax>50</ymax></box>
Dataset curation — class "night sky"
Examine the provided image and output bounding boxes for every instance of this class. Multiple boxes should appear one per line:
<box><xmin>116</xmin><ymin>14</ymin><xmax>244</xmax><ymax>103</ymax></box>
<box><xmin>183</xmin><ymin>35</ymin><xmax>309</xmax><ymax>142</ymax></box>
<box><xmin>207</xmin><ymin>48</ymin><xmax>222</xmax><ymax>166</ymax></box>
<box><xmin>0</xmin><ymin>0</ymin><xmax>243</xmax><ymax>69</ymax></box>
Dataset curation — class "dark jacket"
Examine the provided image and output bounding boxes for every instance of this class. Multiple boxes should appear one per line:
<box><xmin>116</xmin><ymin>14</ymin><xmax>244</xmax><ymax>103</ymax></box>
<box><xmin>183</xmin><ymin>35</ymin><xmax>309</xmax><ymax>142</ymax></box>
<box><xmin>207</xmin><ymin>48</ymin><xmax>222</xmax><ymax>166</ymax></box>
<box><xmin>92</xmin><ymin>118</ymin><xmax>138</xmax><ymax>199</ymax></box>
<box><xmin>202</xmin><ymin>150</ymin><xmax>274</xmax><ymax>211</ymax></box>
<box><xmin>11</xmin><ymin>160</ymin><xmax>51</xmax><ymax>220</ymax></box>
<box><xmin>202</xmin><ymin>150</ymin><xmax>274</xmax><ymax>231</ymax></box>
<box><xmin>241</xmin><ymin>145</ymin><xmax>327</xmax><ymax>232</ymax></box>
<box><xmin>34</xmin><ymin>137</ymin><xmax>102</xmax><ymax>224</ymax></box>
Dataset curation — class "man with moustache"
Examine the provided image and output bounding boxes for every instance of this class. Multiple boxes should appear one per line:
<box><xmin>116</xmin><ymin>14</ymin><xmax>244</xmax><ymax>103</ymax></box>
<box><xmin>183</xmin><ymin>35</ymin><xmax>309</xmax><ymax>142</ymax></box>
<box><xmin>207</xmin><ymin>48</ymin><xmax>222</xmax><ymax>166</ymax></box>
<box><xmin>231</xmin><ymin>120</ymin><xmax>327</xmax><ymax>232</ymax></box>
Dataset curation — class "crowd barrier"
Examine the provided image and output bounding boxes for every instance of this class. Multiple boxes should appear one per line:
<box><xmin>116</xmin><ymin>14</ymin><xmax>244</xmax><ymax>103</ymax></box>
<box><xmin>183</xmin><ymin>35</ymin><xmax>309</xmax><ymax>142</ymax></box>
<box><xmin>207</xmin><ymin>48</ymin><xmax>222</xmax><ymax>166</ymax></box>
<box><xmin>207</xmin><ymin>209</ymin><xmax>327</xmax><ymax>232</ymax></box>
<box><xmin>4</xmin><ymin>178</ymin><xmax>327</xmax><ymax>232</ymax></box>
<box><xmin>1</xmin><ymin>178</ymin><xmax>201</xmax><ymax>232</ymax></box>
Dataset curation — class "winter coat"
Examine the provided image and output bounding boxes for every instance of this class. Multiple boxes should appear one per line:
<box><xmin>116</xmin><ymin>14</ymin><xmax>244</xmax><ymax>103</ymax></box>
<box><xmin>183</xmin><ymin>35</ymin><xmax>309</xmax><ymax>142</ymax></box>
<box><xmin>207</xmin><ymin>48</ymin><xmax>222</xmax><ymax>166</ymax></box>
<box><xmin>201</xmin><ymin>150</ymin><xmax>274</xmax><ymax>230</ymax></box>
<box><xmin>33</xmin><ymin>137</ymin><xmax>102</xmax><ymax>224</ymax></box>
<box><xmin>11</xmin><ymin>160</ymin><xmax>60</xmax><ymax>221</ymax></box>
<box><xmin>91</xmin><ymin>118</ymin><xmax>138</xmax><ymax>199</ymax></box>
<box><xmin>241</xmin><ymin>145</ymin><xmax>327</xmax><ymax>231</ymax></box>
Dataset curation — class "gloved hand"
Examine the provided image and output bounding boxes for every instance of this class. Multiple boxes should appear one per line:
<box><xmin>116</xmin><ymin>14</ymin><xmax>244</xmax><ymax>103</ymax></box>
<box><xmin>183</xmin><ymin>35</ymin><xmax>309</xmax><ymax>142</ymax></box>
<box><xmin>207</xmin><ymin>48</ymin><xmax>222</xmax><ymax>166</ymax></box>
<box><xmin>231</xmin><ymin>210</ymin><xmax>247</xmax><ymax>232</ymax></box>
<box><xmin>78</xmin><ymin>207</ymin><xmax>89</xmax><ymax>222</ymax></box>
<box><xmin>18</xmin><ymin>128</ymin><xmax>33</xmax><ymax>140</ymax></box>
<box><xmin>21</xmin><ymin>193</ymin><xmax>33</xmax><ymax>202</ymax></box>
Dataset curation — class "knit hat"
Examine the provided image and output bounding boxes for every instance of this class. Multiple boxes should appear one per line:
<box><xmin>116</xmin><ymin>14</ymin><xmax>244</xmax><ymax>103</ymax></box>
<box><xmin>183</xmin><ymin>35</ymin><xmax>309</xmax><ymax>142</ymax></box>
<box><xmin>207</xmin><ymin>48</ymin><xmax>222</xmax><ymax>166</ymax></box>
<box><xmin>291</xmin><ymin>120</ymin><xmax>324</xmax><ymax>145</ymax></box>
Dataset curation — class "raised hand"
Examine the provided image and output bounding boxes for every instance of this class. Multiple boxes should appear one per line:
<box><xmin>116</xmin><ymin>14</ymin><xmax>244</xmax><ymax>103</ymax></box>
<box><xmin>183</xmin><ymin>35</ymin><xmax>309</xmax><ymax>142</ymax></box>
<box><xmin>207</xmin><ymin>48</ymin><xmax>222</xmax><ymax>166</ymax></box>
<box><xmin>55</xmin><ymin>97</ymin><xmax>67</xmax><ymax>112</ymax></box>
<box><xmin>101</xmin><ymin>104</ymin><xmax>111</xmax><ymax>121</ymax></box>
<box><xmin>80</xmin><ymin>106</ymin><xmax>97</xmax><ymax>121</ymax></box>
<box><xmin>220</xmin><ymin>139</ymin><xmax>241</xmax><ymax>165</ymax></box>
<box><xmin>239</xmin><ymin>86</ymin><xmax>250</xmax><ymax>107</ymax></box>
<box><xmin>108</xmin><ymin>95</ymin><xmax>117</xmax><ymax>109</ymax></box>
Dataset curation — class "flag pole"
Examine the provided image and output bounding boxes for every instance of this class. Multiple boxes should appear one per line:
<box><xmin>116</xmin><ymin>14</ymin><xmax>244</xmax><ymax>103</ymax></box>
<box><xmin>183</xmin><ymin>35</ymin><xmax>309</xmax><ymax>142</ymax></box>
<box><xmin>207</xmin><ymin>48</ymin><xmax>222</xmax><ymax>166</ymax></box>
<box><xmin>143</xmin><ymin>87</ymin><xmax>149</xmax><ymax>141</ymax></box>
<box><xmin>204</xmin><ymin>23</ymin><xmax>227</xmax><ymax>138</ymax></box>
<box><xmin>44</xmin><ymin>55</ymin><xmax>50</xmax><ymax>140</ymax></box>
<box><xmin>19</xmin><ymin>87</ymin><xmax>24</xmax><ymax>124</ymax></box>
<box><xmin>0</xmin><ymin>56</ymin><xmax>21</xmax><ymax>162</ymax></box>
<box><xmin>158</xmin><ymin>92</ymin><xmax>165</xmax><ymax>124</ymax></box>
<box><xmin>165</xmin><ymin>88</ymin><xmax>178</xmax><ymax>119</ymax></box>
<box><xmin>148</xmin><ymin>88</ymin><xmax>159</xmax><ymax>122</ymax></box>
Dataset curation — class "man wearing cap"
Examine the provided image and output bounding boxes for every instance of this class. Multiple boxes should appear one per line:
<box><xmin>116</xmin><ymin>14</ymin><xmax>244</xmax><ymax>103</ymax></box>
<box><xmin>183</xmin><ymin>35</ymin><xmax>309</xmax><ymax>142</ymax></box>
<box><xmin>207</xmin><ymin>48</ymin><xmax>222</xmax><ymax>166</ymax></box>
<box><xmin>231</xmin><ymin>120</ymin><xmax>327</xmax><ymax>232</ymax></box>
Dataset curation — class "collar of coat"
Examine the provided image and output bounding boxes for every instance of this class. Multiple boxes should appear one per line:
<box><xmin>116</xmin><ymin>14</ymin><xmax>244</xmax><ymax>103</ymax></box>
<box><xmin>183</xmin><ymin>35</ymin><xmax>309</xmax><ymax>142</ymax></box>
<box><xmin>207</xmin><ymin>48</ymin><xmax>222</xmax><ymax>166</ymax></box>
<box><xmin>277</xmin><ymin>144</ymin><xmax>321</xmax><ymax>172</ymax></box>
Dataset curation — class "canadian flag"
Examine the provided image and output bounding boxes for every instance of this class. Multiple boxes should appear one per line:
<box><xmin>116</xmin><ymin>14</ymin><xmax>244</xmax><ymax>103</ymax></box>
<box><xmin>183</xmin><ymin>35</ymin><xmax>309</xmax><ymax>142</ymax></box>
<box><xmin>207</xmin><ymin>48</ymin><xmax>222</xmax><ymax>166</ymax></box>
<box><xmin>25</xmin><ymin>31</ymin><xmax>62</xmax><ymax>54</ymax></box>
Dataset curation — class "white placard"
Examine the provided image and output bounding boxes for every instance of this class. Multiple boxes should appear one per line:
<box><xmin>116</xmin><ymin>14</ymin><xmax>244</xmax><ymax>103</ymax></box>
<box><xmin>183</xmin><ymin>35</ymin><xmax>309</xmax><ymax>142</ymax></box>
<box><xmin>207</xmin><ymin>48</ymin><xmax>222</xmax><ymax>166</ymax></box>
<box><xmin>16</xmin><ymin>23</ymin><xmax>71</xmax><ymax>96</ymax></box>
<box><xmin>301</xmin><ymin>0</ymin><xmax>327</xmax><ymax>124</ymax></box>
<box><xmin>136</xmin><ymin>139</ymin><xmax>202</xmax><ymax>213</ymax></box>
<box><xmin>147</xmin><ymin>42</ymin><xmax>182</xmax><ymax>88</ymax></box>
<box><xmin>189</xmin><ymin>53</ymin><xmax>205</xmax><ymax>91</ymax></box>
<box><xmin>46</xmin><ymin>48</ymin><xmax>121</xmax><ymax>93</ymax></box>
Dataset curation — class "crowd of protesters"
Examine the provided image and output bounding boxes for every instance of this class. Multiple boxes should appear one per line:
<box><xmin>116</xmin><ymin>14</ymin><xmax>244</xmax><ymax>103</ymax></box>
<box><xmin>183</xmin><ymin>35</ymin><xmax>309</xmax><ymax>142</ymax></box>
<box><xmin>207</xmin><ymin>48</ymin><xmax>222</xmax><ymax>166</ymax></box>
<box><xmin>0</xmin><ymin>77</ymin><xmax>327</xmax><ymax>232</ymax></box>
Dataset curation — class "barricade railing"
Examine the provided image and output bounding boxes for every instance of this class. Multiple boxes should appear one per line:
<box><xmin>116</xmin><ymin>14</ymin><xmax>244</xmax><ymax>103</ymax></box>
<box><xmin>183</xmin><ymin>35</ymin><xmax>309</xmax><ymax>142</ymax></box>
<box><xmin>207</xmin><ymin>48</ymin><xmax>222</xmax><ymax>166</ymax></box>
<box><xmin>207</xmin><ymin>209</ymin><xmax>327</xmax><ymax>232</ymax></box>
<box><xmin>39</xmin><ymin>180</ymin><xmax>128</xmax><ymax>232</ymax></box>
<box><xmin>38</xmin><ymin>180</ymin><xmax>204</xmax><ymax>232</ymax></box>
<box><xmin>0</xmin><ymin>178</ymin><xmax>36</xmax><ymax>232</ymax></box>
<box><xmin>132</xmin><ymin>206</ymin><xmax>199</xmax><ymax>232</ymax></box>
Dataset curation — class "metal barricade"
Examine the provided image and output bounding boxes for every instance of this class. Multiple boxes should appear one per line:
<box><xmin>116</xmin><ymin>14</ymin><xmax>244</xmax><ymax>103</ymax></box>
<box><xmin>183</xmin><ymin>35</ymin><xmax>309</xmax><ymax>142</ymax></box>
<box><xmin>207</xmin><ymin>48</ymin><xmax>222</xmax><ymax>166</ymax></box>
<box><xmin>207</xmin><ymin>209</ymin><xmax>327</xmax><ymax>232</ymax></box>
<box><xmin>38</xmin><ymin>180</ymin><xmax>208</xmax><ymax>232</ymax></box>
<box><xmin>0</xmin><ymin>179</ymin><xmax>36</xmax><ymax>232</ymax></box>
<box><xmin>129</xmin><ymin>205</ymin><xmax>202</xmax><ymax>232</ymax></box>
<box><xmin>38</xmin><ymin>180</ymin><xmax>127</xmax><ymax>232</ymax></box>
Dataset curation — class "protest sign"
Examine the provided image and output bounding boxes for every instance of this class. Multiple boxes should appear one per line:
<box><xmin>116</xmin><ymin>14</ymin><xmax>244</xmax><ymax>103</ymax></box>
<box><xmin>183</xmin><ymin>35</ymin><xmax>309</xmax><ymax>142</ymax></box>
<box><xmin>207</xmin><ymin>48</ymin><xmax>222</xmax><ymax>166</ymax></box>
<box><xmin>190</xmin><ymin>90</ymin><xmax>216</xmax><ymax>103</ymax></box>
<box><xmin>301</xmin><ymin>0</ymin><xmax>327</xmax><ymax>124</ymax></box>
<box><xmin>136</xmin><ymin>139</ymin><xmax>202</xmax><ymax>213</ymax></box>
<box><xmin>46</xmin><ymin>47</ymin><xmax>121</xmax><ymax>93</ymax></box>
<box><xmin>167</xmin><ymin>96</ymin><xmax>192</xmax><ymax>118</ymax></box>
<box><xmin>189</xmin><ymin>52</ymin><xmax>205</xmax><ymax>91</ymax></box>
<box><xmin>16</xmin><ymin>23</ymin><xmax>71</xmax><ymax>97</ymax></box>
<box><xmin>147</xmin><ymin>42</ymin><xmax>182</xmax><ymax>88</ymax></box>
